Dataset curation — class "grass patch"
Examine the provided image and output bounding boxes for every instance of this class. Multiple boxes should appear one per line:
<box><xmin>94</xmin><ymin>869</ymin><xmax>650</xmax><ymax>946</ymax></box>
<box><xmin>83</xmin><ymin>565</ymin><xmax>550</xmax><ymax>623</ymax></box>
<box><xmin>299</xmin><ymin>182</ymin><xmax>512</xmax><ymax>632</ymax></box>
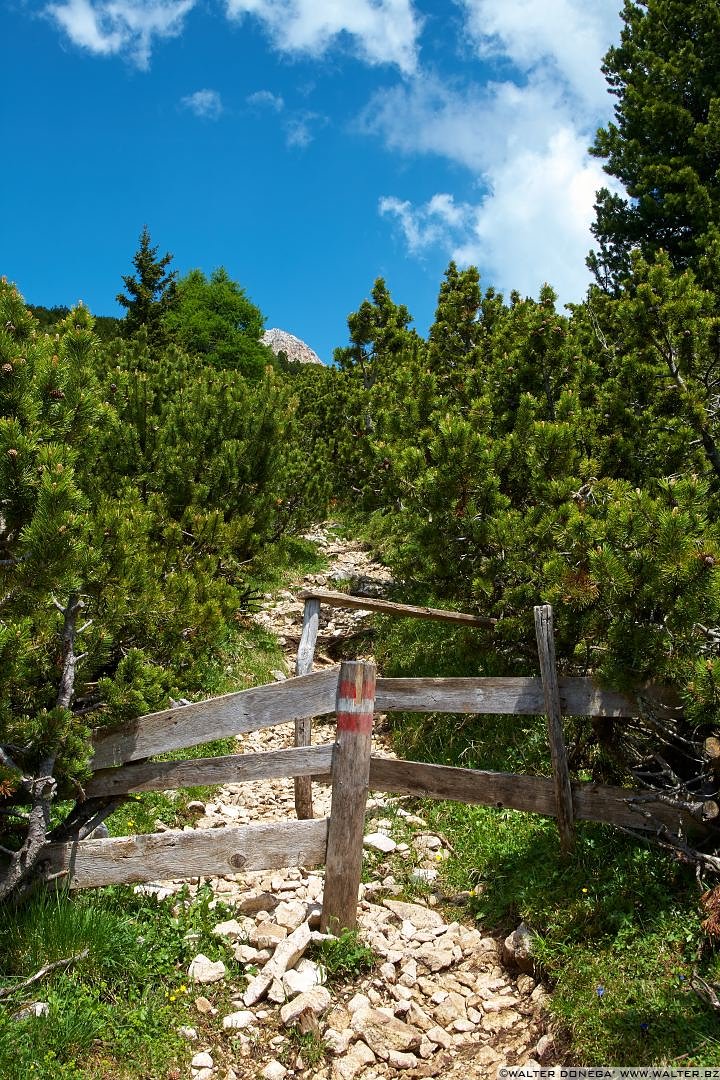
<box><xmin>310</xmin><ymin>930</ymin><xmax>376</xmax><ymax>982</ymax></box>
<box><xmin>0</xmin><ymin>884</ymin><xmax>239</xmax><ymax>1079</ymax></box>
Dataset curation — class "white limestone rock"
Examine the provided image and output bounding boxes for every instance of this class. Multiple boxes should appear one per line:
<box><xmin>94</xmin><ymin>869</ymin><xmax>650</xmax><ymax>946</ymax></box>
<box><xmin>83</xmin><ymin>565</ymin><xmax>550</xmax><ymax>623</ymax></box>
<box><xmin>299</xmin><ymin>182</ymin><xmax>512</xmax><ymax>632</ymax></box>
<box><xmin>188</xmin><ymin>954</ymin><xmax>226</xmax><ymax>984</ymax></box>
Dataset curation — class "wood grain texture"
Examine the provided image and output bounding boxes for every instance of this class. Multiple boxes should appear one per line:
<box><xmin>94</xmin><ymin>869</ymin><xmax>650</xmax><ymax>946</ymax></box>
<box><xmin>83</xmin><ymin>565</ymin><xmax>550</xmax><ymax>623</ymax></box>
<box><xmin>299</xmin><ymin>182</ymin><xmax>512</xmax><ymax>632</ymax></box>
<box><xmin>374</xmin><ymin>676</ymin><xmax>675</xmax><ymax>717</ymax></box>
<box><xmin>91</xmin><ymin>668</ymin><xmax>339</xmax><ymax>770</ymax></box>
<box><xmin>535</xmin><ymin>605</ymin><xmax>575</xmax><ymax>854</ymax></box>
<box><xmin>15</xmin><ymin>819</ymin><xmax>329</xmax><ymax>890</ymax></box>
<box><xmin>321</xmin><ymin>661</ymin><xmax>376</xmax><ymax>934</ymax></box>
<box><xmin>86</xmin><ymin>744</ymin><xmax>334</xmax><ymax>798</ymax></box>
<box><xmin>294</xmin><ymin>597</ymin><xmax>321</xmax><ymax>820</ymax></box>
<box><xmin>368</xmin><ymin>757</ymin><xmax>702</xmax><ymax>834</ymax></box>
<box><xmin>298</xmin><ymin>588</ymin><xmax>495</xmax><ymax>627</ymax></box>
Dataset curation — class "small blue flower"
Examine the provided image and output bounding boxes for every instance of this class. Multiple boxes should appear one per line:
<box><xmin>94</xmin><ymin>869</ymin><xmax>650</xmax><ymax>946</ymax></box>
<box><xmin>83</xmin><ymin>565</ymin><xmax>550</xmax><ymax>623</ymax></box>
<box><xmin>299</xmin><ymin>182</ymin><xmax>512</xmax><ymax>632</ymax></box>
<box><xmin>640</xmin><ymin>1022</ymin><xmax>649</xmax><ymax>1036</ymax></box>
<box><xmin>596</xmin><ymin>985</ymin><xmax>606</xmax><ymax>998</ymax></box>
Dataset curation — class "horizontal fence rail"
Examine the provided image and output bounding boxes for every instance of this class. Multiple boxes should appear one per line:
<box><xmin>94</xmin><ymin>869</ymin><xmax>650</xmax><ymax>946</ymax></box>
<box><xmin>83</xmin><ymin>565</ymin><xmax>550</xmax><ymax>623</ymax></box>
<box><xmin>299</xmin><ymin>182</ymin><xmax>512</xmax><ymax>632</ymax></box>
<box><xmin>298</xmin><ymin>588</ymin><xmax>497</xmax><ymax>628</ymax></box>
<box><xmin>36</xmin><ymin>818</ymin><xmax>330</xmax><ymax>890</ymax></box>
<box><xmin>87</xmin><ymin>744</ymin><xmax>334</xmax><ymax>798</ymax></box>
<box><xmin>374</xmin><ymin>676</ymin><xmax>678</xmax><ymax>717</ymax></box>
<box><xmin>368</xmin><ymin>756</ymin><xmax>699</xmax><ymax>834</ymax></box>
<box><xmin>91</xmin><ymin>667</ymin><xmax>338</xmax><ymax>770</ymax></box>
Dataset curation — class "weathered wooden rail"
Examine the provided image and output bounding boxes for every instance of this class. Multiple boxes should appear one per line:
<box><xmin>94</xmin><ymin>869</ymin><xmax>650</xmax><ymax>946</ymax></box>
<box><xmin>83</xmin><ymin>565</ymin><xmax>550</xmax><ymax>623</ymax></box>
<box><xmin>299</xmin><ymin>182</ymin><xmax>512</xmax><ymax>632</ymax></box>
<box><xmin>1</xmin><ymin>596</ymin><xmax>694</xmax><ymax>933</ymax></box>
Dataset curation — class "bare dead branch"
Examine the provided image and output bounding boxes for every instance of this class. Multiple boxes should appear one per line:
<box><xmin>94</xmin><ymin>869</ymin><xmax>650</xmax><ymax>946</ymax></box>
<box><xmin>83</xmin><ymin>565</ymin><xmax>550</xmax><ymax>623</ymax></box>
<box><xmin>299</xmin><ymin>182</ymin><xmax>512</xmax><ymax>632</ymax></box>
<box><xmin>0</xmin><ymin>948</ymin><xmax>89</xmax><ymax>1000</ymax></box>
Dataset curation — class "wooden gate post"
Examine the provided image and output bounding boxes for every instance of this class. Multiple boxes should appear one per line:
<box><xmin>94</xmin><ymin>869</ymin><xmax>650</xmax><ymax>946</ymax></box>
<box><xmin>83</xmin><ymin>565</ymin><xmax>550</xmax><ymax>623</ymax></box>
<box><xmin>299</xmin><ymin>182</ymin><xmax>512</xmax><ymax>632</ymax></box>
<box><xmin>534</xmin><ymin>604</ymin><xmax>576</xmax><ymax>854</ymax></box>
<box><xmin>294</xmin><ymin>597</ymin><xmax>321</xmax><ymax>819</ymax></box>
<box><xmin>321</xmin><ymin>660</ymin><xmax>376</xmax><ymax>934</ymax></box>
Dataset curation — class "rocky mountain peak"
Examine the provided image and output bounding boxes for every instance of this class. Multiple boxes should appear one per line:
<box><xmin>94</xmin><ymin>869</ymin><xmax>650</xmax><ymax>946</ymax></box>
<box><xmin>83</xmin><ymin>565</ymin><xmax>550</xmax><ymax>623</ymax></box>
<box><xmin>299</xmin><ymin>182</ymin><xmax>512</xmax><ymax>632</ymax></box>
<box><xmin>262</xmin><ymin>328</ymin><xmax>323</xmax><ymax>366</ymax></box>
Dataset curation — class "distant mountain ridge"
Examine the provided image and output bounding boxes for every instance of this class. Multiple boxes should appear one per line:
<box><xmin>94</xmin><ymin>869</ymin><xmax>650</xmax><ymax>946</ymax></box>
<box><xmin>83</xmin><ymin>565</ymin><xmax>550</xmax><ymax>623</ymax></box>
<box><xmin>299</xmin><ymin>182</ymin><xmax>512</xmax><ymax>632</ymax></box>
<box><xmin>261</xmin><ymin>328</ymin><xmax>323</xmax><ymax>366</ymax></box>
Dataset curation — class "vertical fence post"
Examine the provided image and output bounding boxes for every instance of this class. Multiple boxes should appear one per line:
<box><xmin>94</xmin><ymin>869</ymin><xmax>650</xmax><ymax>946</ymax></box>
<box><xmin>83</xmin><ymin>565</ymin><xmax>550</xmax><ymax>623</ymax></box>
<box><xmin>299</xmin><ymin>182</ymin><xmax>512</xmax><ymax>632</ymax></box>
<box><xmin>321</xmin><ymin>660</ymin><xmax>376</xmax><ymax>934</ymax></box>
<box><xmin>534</xmin><ymin>604</ymin><xmax>576</xmax><ymax>855</ymax></box>
<box><xmin>294</xmin><ymin>597</ymin><xmax>321</xmax><ymax>819</ymax></box>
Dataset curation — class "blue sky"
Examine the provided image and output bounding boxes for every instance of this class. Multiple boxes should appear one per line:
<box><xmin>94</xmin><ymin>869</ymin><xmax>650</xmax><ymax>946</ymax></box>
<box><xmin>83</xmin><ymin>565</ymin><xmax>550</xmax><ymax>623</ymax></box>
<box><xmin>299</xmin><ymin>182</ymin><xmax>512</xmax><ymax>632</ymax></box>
<box><xmin>3</xmin><ymin>0</ymin><xmax>623</xmax><ymax>362</ymax></box>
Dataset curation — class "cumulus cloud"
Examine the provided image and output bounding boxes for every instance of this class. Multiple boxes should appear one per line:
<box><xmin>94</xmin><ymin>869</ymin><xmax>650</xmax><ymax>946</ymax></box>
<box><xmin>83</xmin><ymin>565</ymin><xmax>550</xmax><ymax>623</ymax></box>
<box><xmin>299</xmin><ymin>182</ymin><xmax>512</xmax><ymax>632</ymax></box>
<box><xmin>224</xmin><ymin>0</ymin><xmax>421</xmax><ymax>74</ymax></box>
<box><xmin>181</xmin><ymin>88</ymin><xmax>224</xmax><ymax>118</ymax></box>
<box><xmin>457</xmin><ymin>0</ymin><xmax>621</xmax><ymax>112</ymax></box>
<box><xmin>45</xmin><ymin>0</ymin><xmax>196</xmax><ymax>68</ymax></box>
<box><xmin>454</xmin><ymin>129</ymin><xmax>613</xmax><ymax>300</ymax></box>
<box><xmin>246</xmin><ymin>89</ymin><xmax>285</xmax><ymax>112</ymax></box>
<box><xmin>366</xmin><ymin>0</ymin><xmax>625</xmax><ymax>302</ymax></box>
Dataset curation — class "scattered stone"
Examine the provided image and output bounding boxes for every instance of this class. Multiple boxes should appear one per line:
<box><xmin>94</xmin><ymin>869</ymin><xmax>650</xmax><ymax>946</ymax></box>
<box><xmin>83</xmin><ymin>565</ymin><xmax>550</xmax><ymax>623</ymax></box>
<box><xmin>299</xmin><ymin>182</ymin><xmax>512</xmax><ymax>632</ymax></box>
<box><xmin>178</xmin><ymin>1025</ymin><xmax>198</xmax><ymax>1040</ymax></box>
<box><xmin>325</xmin><ymin>1027</ymin><xmax>353</xmax><ymax>1055</ymax></box>
<box><xmin>351</xmin><ymin>1007</ymin><xmax>422</xmax><ymax>1057</ymax></box>
<box><xmin>223</xmin><ymin>1010</ymin><xmax>255</xmax><ymax>1030</ymax></box>
<box><xmin>502</xmin><ymin>922</ymin><xmax>536</xmax><ymax>975</ymax></box>
<box><xmin>212</xmin><ymin>919</ymin><xmax>245</xmax><ymax>940</ymax></box>
<box><xmin>194</xmin><ymin>996</ymin><xmax>216</xmax><ymax>1015</ymax></box>
<box><xmin>188</xmin><ymin>954</ymin><xmax>226</xmax><ymax>984</ymax></box>
<box><xmin>242</xmin><ymin>972</ymin><xmax>273</xmax><ymax>1007</ymax></box>
<box><xmin>517</xmin><ymin>974</ymin><xmax>536</xmax><ymax>995</ymax></box>
<box><xmin>331</xmin><ymin>1040</ymin><xmax>376</xmax><ymax>1080</ymax></box>
<box><xmin>383</xmin><ymin>900</ymin><xmax>445</xmax><ymax>930</ymax></box>
<box><xmin>12</xmin><ymin>1001</ymin><xmax>49</xmax><ymax>1021</ymax></box>
<box><xmin>426</xmin><ymin>1025</ymin><xmax>453</xmax><ymax>1049</ymax></box>
<box><xmin>483</xmin><ymin>1009</ymin><xmax>523</xmax><ymax>1034</ymax></box>
<box><xmin>387</xmin><ymin>1049</ymin><xmax>419</xmax><ymax>1069</ymax></box>
<box><xmin>191</xmin><ymin>1051</ymin><xmax>214</xmax><ymax>1069</ymax></box>
<box><xmin>259</xmin><ymin>920</ymin><xmax>311</xmax><ymax>983</ymax></box>
<box><xmin>283</xmin><ymin>960</ymin><xmax>324</xmax><ymax>995</ymax></box>
<box><xmin>364</xmin><ymin>832</ymin><xmax>397</xmax><ymax>853</ymax></box>
<box><xmin>235</xmin><ymin>943</ymin><xmax>270</xmax><ymax>964</ymax></box>
<box><xmin>250</xmin><ymin>922</ymin><xmax>288</xmax><ymax>949</ymax></box>
<box><xmin>279</xmin><ymin>986</ymin><xmax>332</xmax><ymax>1026</ymax></box>
<box><xmin>235</xmin><ymin>891</ymin><xmax>279</xmax><ymax>915</ymax></box>
<box><xmin>261</xmin><ymin>1061</ymin><xmax>287</xmax><ymax>1080</ymax></box>
<box><xmin>274</xmin><ymin>899</ymin><xmax>308</xmax><ymax>930</ymax></box>
<box><xmin>535</xmin><ymin>1033</ymin><xmax>555</xmax><ymax>1062</ymax></box>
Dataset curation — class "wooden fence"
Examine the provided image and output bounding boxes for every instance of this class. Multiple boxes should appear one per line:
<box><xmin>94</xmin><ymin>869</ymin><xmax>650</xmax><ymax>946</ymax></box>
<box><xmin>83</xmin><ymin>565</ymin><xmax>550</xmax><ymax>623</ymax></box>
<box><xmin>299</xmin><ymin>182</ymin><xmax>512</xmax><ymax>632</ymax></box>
<box><xmin>6</xmin><ymin>595</ymin><xmax>697</xmax><ymax>933</ymax></box>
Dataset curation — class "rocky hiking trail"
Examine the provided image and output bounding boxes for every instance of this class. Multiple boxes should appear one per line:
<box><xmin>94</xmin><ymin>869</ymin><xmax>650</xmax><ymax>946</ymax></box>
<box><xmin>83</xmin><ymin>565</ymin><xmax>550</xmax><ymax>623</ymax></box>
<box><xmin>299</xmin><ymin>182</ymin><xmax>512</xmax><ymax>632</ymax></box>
<box><xmin>139</xmin><ymin>527</ymin><xmax>556</xmax><ymax>1080</ymax></box>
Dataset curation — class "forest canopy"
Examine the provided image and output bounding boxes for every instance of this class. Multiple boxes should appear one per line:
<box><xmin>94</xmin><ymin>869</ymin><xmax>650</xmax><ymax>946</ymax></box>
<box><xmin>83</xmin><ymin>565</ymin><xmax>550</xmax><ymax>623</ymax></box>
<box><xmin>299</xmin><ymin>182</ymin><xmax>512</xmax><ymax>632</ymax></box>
<box><xmin>3</xmin><ymin>0</ymin><xmax>720</xmax><ymax>899</ymax></box>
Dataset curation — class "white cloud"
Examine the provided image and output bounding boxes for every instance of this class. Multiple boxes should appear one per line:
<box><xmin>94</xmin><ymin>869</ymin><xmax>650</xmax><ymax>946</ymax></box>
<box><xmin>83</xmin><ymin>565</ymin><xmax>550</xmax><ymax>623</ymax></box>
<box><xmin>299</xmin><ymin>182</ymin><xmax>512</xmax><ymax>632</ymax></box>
<box><xmin>224</xmin><ymin>0</ymin><xmax>421</xmax><ymax>74</ymax></box>
<box><xmin>365</xmin><ymin>0</ymin><xmax>625</xmax><ymax>302</ymax></box>
<box><xmin>380</xmin><ymin>193</ymin><xmax>473</xmax><ymax>254</ymax></box>
<box><xmin>457</xmin><ymin>0</ymin><xmax>621</xmax><ymax>112</ymax></box>
<box><xmin>46</xmin><ymin>0</ymin><xmax>196</xmax><ymax>67</ymax></box>
<box><xmin>454</xmin><ymin>129</ymin><xmax>613</xmax><ymax>300</ymax></box>
<box><xmin>182</xmin><ymin>88</ymin><xmax>224</xmax><ymax>119</ymax></box>
<box><xmin>246</xmin><ymin>89</ymin><xmax>285</xmax><ymax>111</ymax></box>
<box><xmin>285</xmin><ymin>110</ymin><xmax>327</xmax><ymax>148</ymax></box>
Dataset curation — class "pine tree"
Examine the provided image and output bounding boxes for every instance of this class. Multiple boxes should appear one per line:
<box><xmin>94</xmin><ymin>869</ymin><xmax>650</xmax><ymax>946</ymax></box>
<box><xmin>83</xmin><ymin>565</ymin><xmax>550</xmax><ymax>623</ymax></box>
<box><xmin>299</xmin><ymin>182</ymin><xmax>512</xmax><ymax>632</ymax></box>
<box><xmin>163</xmin><ymin>267</ymin><xmax>272</xmax><ymax>378</ymax></box>
<box><xmin>589</xmin><ymin>0</ymin><xmax>720</xmax><ymax>289</ymax></box>
<box><xmin>116</xmin><ymin>226</ymin><xmax>177</xmax><ymax>346</ymax></box>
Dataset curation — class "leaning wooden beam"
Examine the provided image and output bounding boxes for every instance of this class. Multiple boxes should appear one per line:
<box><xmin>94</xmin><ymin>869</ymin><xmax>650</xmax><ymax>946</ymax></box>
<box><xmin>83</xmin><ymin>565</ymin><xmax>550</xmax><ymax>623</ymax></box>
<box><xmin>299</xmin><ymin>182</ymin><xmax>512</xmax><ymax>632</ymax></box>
<box><xmin>298</xmin><ymin>588</ymin><xmax>496</xmax><ymax>628</ymax></box>
<box><xmin>368</xmin><ymin>757</ymin><xmax>701</xmax><ymax>835</ymax></box>
<box><xmin>322</xmin><ymin>660</ymin><xmax>376</xmax><ymax>934</ymax></box>
<box><xmin>91</xmin><ymin>667</ymin><xmax>339</xmax><ymax>770</ymax></box>
<box><xmin>294</xmin><ymin>596</ymin><xmax>321</xmax><ymax>820</ymax></box>
<box><xmin>11</xmin><ymin>818</ymin><xmax>329</xmax><ymax>891</ymax></box>
<box><xmin>86</xmin><ymin>744</ymin><xmax>334</xmax><ymax>798</ymax></box>
<box><xmin>374</xmin><ymin>676</ymin><xmax>676</xmax><ymax>717</ymax></box>
<box><xmin>535</xmin><ymin>604</ymin><xmax>575</xmax><ymax>854</ymax></box>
